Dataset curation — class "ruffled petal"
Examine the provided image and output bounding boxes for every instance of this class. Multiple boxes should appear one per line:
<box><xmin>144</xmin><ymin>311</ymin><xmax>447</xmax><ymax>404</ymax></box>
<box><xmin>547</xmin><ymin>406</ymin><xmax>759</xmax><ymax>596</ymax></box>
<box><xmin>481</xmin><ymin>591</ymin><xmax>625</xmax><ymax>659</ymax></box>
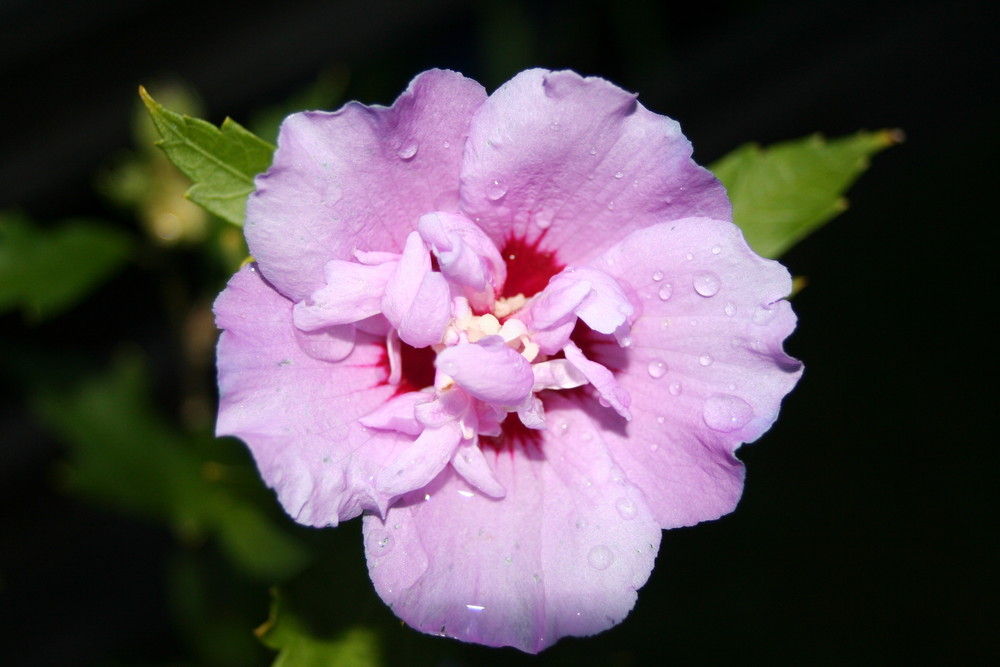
<box><xmin>460</xmin><ymin>69</ymin><xmax>730</xmax><ymax>266</ymax></box>
<box><xmin>418</xmin><ymin>211</ymin><xmax>506</xmax><ymax>294</ymax></box>
<box><xmin>450</xmin><ymin>439</ymin><xmax>506</xmax><ymax>498</ymax></box>
<box><xmin>563</xmin><ymin>341</ymin><xmax>632</xmax><ymax>421</ymax></box>
<box><xmin>247</xmin><ymin>70</ymin><xmax>488</xmax><ymax>301</ymax></box>
<box><xmin>215</xmin><ymin>265</ymin><xmax>412</xmax><ymax>526</ymax></box>
<box><xmin>363</xmin><ymin>394</ymin><xmax>660</xmax><ymax>653</ymax></box>
<box><xmin>377</xmin><ymin>421</ymin><xmax>464</xmax><ymax>498</ymax></box>
<box><xmin>293</xmin><ymin>260</ymin><xmax>395</xmax><ymax>330</ymax></box>
<box><xmin>584</xmin><ymin>218</ymin><xmax>802</xmax><ymax>528</ymax></box>
<box><xmin>435</xmin><ymin>336</ymin><xmax>535</xmax><ymax>406</ymax></box>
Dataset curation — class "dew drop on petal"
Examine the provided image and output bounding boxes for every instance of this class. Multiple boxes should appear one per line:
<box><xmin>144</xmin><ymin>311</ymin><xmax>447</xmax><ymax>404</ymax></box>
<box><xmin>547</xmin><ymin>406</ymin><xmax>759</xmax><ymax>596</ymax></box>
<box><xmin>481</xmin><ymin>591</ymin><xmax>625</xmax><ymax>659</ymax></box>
<box><xmin>652</xmin><ymin>270</ymin><xmax>664</xmax><ymax>282</ymax></box>
<box><xmin>753</xmin><ymin>305</ymin><xmax>777</xmax><ymax>325</ymax></box>
<box><xmin>620</xmin><ymin>336</ymin><xmax>632</xmax><ymax>348</ymax></box>
<box><xmin>589</xmin><ymin>146</ymin><xmax>597</xmax><ymax>155</ymax></box>
<box><xmin>711</xmin><ymin>245</ymin><xmax>721</xmax><ymax>255</ymax></box>
<box><xmin>693</xmin><ymin>271</ymin><xmax>721</xmax><ymax>297</ymax></box>
<box><xmin>607</xmin><ymin>200</ymin><xmax>616</xmax><ymax>210</ymax></box>
<box><xmin>442</xmin><ymin>140</ymin><xmax>451</xmax><ymax>149</ymax></box>
<box><xmin>668</xmin><ymin>382</ymin><xmax>682</xmax><ymax>396</ymax></box>
<box><xmin>702</xmin><ymin>394</ymin><xmax>754</xmax><ymax>432</ymax></box>
<box><xmin>587</xmin><ymin>545</ymin><xmax>614</xmax><ymax>570</ymax></box>
<box><xmin>647</xmin><ymin>359</ymin><xmax>667</xmax><ymax>378</ymax></box>
<box><xmin>614</xmin><ymin>171</ymin><xmax>624</xmax><ymax>179</ymax></box>
<box><xmin>615</xmin><ymin>497</ymin><xmax>638</xmax><ymax>520</ymax></box>
<box><xmin>698</xmin><ymin>353</ymin><xmax>714</xmax><ymax>366</ymax></box>
<box><xmin>658</xmin><ymin>283</ymin><xmax>673</xmax><ymax>301</ymax></box>
<box><xmin>466</xmin><ymin>604</ymin><xmax>486</xmax><ymax>612</ymax></box>
<box><xmin>486</xmin><ymin>179</ymin><xmax>508</xmax><ymax>201</ymax></box>
<box><xmin>724</xmin><ymin>303</ymin><xmax>736</xmax><ymax>316</ymax></box>
<box><xmin>656</xmin><ymin>415</ymin><xmax>665</xmax><ymax>424</ymax></box>
<box><xmin>397</xmin><ymin>142</ymin><xmax>418</xmax><ymax>160</ymax></box>
<box><xmin>534</xmin><ymin>210</ymin><xmax>553</xmax><ymax>229</ymax></box>
<box><xmin>686</xmin><ymin>252</ymin><xmax>694</xmax><ymax>261</ymax></box>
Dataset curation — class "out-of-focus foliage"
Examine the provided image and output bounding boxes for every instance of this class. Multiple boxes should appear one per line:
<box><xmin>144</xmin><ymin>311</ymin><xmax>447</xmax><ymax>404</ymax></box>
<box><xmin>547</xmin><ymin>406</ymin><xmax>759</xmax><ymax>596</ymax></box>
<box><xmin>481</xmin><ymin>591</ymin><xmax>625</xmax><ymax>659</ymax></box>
<box><xmin>0</xmin><ymin>212</ymin><xmax>131</xmax><ymax>321</ymax></box>
<box><xmin>258</xmin><ymin>588</ymin><xmax>382</xmax><ymax>667</ymax></box>
<box><xmin>37</xmin><ymin>353</ymin><xmax>313</xmax><ymax>582</ymax></box>
<box><xmin>710</xmin><ymin>129</ymin><xmax>902</xmax><ymax>259</ymax></box>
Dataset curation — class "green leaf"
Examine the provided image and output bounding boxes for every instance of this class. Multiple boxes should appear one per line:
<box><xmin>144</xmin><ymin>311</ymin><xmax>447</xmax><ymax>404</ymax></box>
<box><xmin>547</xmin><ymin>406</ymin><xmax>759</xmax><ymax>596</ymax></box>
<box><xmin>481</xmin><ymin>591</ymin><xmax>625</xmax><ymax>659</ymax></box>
<box><xmin>0</xmin><ymin>212</ymin><xmax>131</xmax><ymax>320</ymax></box>
<box><xmin>140</xmin><ymin>86</ymin><xmax>275</xmax><ymax>226</ymax></box>
<box><xmin>258</xmin><ymin>588</ymin><xmax>382</xmax><ymax>667</ymax></box>
<box><xmin>710</xmin><ymin>129</ymin><xmax>902</xmax><ymax>258</ymax></box>
<box><xmin>37</xmin><ymin>354</ymin><xmax>312</xmax><ymax>581</ymax></box>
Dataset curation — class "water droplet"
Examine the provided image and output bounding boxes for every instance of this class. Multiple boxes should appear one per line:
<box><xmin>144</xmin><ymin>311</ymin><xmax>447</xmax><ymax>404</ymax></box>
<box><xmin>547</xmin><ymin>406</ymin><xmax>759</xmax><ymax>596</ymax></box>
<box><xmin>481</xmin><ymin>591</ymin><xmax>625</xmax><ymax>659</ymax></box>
<box><xmin>711</xmin><ymin>245</ymin><xmax>721</xmax><ymax>254</ymax></box>
<box><xmin>587</xmin><ymin>545</ymin><xmax>614</xmax><ymax>570</ymax></box>
<box><xmin>607</xmin><ymin>200</ymin><xmax>616</xmax><ymax>210</ymax></box>
<box><xmin>559</xmin><ymin>422</ymin><xmax>569</xmax><ymax>432</ymax></box>
<box><xmin>615</xmin><ymin>497</ymin><xmax>638</xmax><ymax>520</ymax></box>
<box><xmin>647</xmin><ymin>359</ymin><xmax>667</xmax><ymax>378</ymax></box>
<box><xmin>549</xmin><ymin>120</ymin><xmax>561</xmax><ymax>131</ymax></box>
<box><xmin>686</xmin><ymin>252</ymin><xmax>694</xmax><ymax>261</ymax></box>
<box><xmin>534</xmin><ymin>210</ymin><xmax>552</xmax><ymax>229</ymax></box>
<box><xmin>693</xmin><ymin>271</ymin><xmax>721</xmax><ymax>297</ymax></box>
<box><xmin>650</xmin><ymin>443</ymin><xmax>660</xmax><ymax>452</ymax></box>
<box><xmin>397</xmin><ymin>141</ymin><xmax>418</xmax><ymax>160</ymax></box>
<box><xmin>614</xmin><ymin>171</ymin><xmax>624</xmax><ymax>179</ymax></box>
<box><xmin>589</xmin><ymin>146</ymin><xmax>597</xmax><ymax>155</ymax></box>
<box><xmin>652</xmin><ymin>270</ymin><xmax>664</xmax><ymax>282</ymax></box>
<box><xmin>486</xmin><ymin>179</ymin><xmax>508</xmax><ymax>201</ymax></box>
<box><xmin>668</xmin><ymin>382</ymin><xmax>682</xmax><ymax>396</ymax></box>
<box><xmin>753</xmin><ymin>305</ymin><xmax>777</xmax><ymax>325</ymax></box>
<box><xmin>702</xmin><ymin>394</ymin><xmax>754</xmax><ymax>432</ymax></box>
<box><xmin>656</xmin><ymin>415</ymin><xmax>665</xmax><ymax>424</ymax></box>
<box><xmin>620</xmin><ymin>336</ymin><xmax>632</xmax><ymax>348</ymax></box>
<box><xmin>698</xmin><ymin>353</ymin><xmax>714</xmax><ymax>366</ymax></box>
<box><xmin>457</xmin><ymin>489</ymin><xmax>475</xmax><ymax>498</ymax></box>
<box><xmin>442</xmin><ymin>140</ymin><xmax>451</xmax><ymax>149</ymax></box>
<box><xmin>609</xmin><ymin>466</ymin><xmax>625</xmax><ymax>484</ymax></box>
<box><xmin>466</xmin><ymin>604</ymin><xmax>486</xmax><ymax>612</ymax></box>
<box><xmin>424</xmin><ymin>493</ymin><xmax>432</xmax><ymax>502</ymax></box>
<box><xmin>658</xmin><ymin>284</ymin><xmax>673</xmax><ymax>301</ymax></box>
<box><xmin>724</xmin><ymin>303</ymin><xmax>736</xmax><ymax>316</ymax></box>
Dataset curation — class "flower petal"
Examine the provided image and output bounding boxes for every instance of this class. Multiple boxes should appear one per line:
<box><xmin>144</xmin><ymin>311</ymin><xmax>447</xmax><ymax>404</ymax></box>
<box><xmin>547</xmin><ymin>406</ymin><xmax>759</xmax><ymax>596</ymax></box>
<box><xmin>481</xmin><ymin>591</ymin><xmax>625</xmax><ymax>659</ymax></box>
<box><xmin>215</xmin><ymin>265</ymin><xmax>411</xmax><ymax>526</ymax></box>
<box><xmin>585</xmin><ymin>218</ymin><xmax>802</xmax><ymax>528</ymax></box>
<box><xmin>247</xmin><ymin>70</ymin><xmax>487</xmax><ymax>301</ymax></box>
<box><xmin>377</xmin><ymin>421</ymin><xmax>464</xmax><ymax>498</ymax></box>
<box><xmin>363</xmin><ymin>395</ymin><xmax>660</xmax><ymax>653</ymax></box>
<box><xmin>293</xmin><ymin>260</ymin><xmax>395</xmax><ymax>330</ymax></box>
<box><xmin>435</xmin><ymin>336</ymin><xmax>535</xmax><ymax>406</ymax></box>
<box><xmin>460</xmin><ymin>69</ymin><xmax>730</xmax><ymax>265</ymax></box>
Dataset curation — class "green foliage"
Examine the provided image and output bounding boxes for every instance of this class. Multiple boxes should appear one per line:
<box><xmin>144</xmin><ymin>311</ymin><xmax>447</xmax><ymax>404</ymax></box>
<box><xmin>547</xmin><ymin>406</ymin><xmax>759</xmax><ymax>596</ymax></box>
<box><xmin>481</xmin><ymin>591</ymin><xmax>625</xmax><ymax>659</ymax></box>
<box><xmin>140</xmin><ymin>86</ymin><xmax>275</xmax><ymax>227</ymax></box>
<box><xmin>0</xmin><ymin>212</ymin><xmax>131</xmax><ymax>321</ymax></box>
<box><xmin>36</xmin><ymin>354</ymin><xmax>312</xmax><ymax>582</ymax></box>
<box><xmin>710</xmin><ymin>129</ymin><xmax>902</xmax><ymax>258</ymax></box>
<box><xmin>258</xmin><ymin>588</ymin><xmax>383</xmax><ymax>667</ymax></box>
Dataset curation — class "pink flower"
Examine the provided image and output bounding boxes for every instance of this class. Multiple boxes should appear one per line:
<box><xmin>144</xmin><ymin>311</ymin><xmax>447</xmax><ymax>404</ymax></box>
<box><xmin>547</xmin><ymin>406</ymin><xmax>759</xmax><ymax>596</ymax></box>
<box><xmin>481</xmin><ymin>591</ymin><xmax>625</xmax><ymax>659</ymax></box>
<box><xmin>214</xmin><ymin>69</ymin><xmax>802</xmax><ymax>652</ymax></box>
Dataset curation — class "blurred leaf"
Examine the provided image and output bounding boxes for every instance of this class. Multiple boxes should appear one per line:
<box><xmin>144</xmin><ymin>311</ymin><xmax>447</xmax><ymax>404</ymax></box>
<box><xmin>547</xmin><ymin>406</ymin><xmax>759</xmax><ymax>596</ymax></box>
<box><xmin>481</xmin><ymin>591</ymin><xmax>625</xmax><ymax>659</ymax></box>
<box><xmin>37</xmin><ymin>354</ymin><xmax>312</xmax><ymax>581</ymax></box>
<box><xmin>140</xmin><ymin>86</ymin><xmax>275</xmax><ymax>227</ymax></box>
<box><xmin>710</xmin><ymin>129</ymin><xmax>902</xmax><ymax>258</ymax></box>
<box><xmin>0</xmin><ymin>212</ymin><xmax>131</xmax><ymax>321</ymax></box>
<box><xmin>258</xmin><ymin>588</ymin><xmax>382</xmax><ymax>667</ymax></box>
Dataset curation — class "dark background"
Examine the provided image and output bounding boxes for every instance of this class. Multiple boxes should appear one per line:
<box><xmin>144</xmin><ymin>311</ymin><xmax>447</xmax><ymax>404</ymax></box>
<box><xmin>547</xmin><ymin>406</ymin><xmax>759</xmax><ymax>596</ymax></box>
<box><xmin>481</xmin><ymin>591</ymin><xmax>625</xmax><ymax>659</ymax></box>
<box><xmin>2</xmin><ymin>0</ymin><xmax>995</xmax><ymax>664</ymax></box>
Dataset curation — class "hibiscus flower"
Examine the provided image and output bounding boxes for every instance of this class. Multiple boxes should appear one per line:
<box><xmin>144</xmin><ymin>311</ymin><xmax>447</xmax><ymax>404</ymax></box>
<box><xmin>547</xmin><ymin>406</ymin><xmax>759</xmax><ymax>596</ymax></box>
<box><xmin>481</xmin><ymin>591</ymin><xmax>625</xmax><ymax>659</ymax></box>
<box><xmin>214</xmin><ymin>69</ymin><xmax>802</xmax><ymax>652</ymax></box>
